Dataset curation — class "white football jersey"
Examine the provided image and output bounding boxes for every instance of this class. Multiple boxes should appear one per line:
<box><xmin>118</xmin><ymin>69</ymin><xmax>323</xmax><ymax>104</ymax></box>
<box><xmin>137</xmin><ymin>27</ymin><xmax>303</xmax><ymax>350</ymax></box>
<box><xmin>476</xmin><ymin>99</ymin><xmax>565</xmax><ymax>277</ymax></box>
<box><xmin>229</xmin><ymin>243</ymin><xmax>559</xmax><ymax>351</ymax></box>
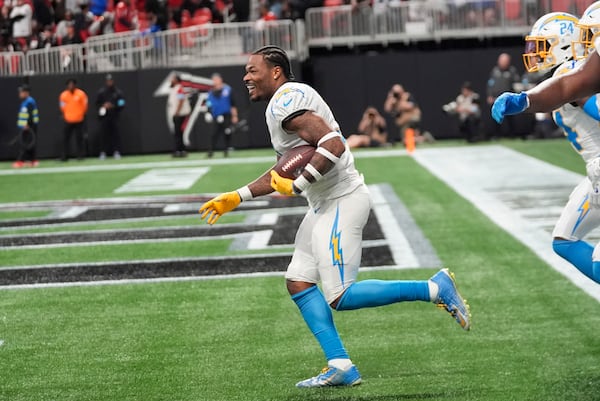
<box><xmin>266</xmin><ymin>81</ymin><xmax>364</xmax><ymax>207</ymax></box>
<box><xmin>551</xmin><ymin>60</ymin><xmax>600</xmax><ymax>163</ymax></box>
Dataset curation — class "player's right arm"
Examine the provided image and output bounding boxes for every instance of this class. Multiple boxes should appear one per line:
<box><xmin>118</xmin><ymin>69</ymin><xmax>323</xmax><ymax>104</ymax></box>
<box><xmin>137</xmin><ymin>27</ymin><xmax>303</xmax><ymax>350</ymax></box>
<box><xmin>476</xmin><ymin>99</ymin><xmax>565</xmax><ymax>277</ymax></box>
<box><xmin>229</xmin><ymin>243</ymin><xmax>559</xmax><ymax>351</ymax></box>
<box><xmin>198</xmin><ymin>164</ymin><xmax>276</xmax><ymax>225</ymax></box>
<box><xmin>527</xmin><ymin>52</ymin><xmax>600</xmax><ymax>112</ymax></box>
<box><xmin>493</xmin><ymin>51</ymin><xmax>600</xmax><ymax>122</ymax></box>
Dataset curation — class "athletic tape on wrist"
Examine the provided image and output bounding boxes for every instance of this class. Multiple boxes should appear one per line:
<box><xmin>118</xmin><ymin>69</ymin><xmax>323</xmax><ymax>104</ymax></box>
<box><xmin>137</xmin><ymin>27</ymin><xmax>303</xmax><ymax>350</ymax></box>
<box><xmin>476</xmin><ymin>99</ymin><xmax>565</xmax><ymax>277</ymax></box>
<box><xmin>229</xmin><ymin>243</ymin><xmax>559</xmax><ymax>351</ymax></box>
<box><xmin>304</xmin><ymin>163</ymin><xmax>323</xmax><ymax>181</ymax></box>
<box><xmin>317</xmin><ymin>131</ymin><xmax>343</xmax><ymax>146</ymax></box>
<box><xmin>236</xmin><ymin>185</ymin><xmax>253</xmax><ymax>201</ymax></box>
<box><xmin>316</xmin><ymin>147</ymin><xmax>340</xmax><ymax>163</ymax></box>
<box><xmin>293</xmin><ymin>175</ymin><xmax>311</xmax><ymax>193</ymax></box>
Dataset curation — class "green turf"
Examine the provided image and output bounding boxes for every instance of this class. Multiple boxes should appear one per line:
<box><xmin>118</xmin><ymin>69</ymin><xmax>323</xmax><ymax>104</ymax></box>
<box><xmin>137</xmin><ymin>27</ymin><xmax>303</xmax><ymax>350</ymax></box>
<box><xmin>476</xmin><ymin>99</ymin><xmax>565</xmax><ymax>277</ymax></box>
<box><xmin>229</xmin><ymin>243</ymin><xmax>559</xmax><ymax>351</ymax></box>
<box><xmin>0</xmin><ymin>213</ymin><xmax>247</xmax><ymax>236</ymax></box>
<box><xmin>0</xmin><ymin>210</ymin><xmax>49</xmax><ymax>220</ymax></box>
<box><xmin>0</xmin><ymin>238</ymin><xmax>232</xmax><ymax>267</ymax></box>
<box><xmin>1</xmin><ymin>141</ymin><xmax>600</xmax><ymax>401</ymax></box>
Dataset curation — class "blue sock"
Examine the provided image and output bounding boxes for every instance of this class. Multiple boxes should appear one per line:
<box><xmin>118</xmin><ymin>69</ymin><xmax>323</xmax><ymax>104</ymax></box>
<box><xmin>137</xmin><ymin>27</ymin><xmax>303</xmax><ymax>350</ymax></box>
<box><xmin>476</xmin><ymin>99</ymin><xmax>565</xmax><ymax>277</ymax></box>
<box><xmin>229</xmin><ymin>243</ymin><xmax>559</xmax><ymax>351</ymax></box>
<box><xmin>291</xmin><ymin>286</ymin><xmax>349</xmax><ymax>361</ymax></box>
<box><xmin>553</xmin><ymin>239</ymin><xmax>594</xmax><ymax>280</ymax></box>
<box><xmin>336</xmin><ymin>279</ymin><xmax>430</xmax><ymax>311</ymax></box>
<box><xmin>593</xmin><ymin>261</ymin><xmax>600</xmax><ymax>284</ymax></box>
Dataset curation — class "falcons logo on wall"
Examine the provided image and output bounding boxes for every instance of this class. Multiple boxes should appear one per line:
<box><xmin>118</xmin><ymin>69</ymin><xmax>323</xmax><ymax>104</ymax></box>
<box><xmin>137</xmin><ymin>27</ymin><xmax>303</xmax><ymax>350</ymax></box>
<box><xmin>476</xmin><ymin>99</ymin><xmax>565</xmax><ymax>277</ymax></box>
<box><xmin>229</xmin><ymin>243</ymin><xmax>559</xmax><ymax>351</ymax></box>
<box><xmin>153</xmin><ymin>71</ymin><xmax>213</xmax><ymax>146</ymax></box>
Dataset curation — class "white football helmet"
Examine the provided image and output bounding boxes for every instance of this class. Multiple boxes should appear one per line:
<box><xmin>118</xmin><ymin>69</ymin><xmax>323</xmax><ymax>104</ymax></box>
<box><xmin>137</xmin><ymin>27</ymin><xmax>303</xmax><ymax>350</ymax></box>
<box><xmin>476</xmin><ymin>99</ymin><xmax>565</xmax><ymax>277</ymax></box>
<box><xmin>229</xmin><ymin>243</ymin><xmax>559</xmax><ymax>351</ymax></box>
<box><xmin>523</xmin><ymin>12</ymin><xmax>580</xmax><ymax>73</ymax></box>
<box><xmin>573</xmin><ymin>1</ymin><xmax>600</xmax><ymax>60</ymax></box>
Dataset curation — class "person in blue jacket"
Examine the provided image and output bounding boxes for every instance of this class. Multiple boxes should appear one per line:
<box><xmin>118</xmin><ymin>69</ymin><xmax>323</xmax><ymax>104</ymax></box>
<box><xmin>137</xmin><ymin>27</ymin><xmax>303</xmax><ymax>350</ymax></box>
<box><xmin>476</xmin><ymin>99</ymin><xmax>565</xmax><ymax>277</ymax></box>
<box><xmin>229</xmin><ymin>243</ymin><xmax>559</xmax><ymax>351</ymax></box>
<box><xmin>206</xmin><ymin>73</ymin><xmax>239</xmax><ymax>158</ymax></box>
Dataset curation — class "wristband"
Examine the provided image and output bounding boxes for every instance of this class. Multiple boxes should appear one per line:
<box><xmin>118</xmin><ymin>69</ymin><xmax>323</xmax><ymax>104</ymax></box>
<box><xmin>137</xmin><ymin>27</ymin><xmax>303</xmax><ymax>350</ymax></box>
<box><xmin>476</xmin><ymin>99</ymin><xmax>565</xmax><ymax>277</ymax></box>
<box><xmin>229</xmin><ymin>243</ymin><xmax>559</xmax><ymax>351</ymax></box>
<box><xmin>292</xmin><ymin>175</ymin><xmax>311</xmax><ymax>194</ymax></box>
<box><xmin>316</xmin><ymin>147</ymin><xmax>340</xmax><ymax>163</ymax></box>
<box><xmin>304</xmin><ymin>163</ymin><xmax>323</xmax><ymax>181</ymax></box>
<box><xmin>317</xmin><ymin>131</ymin><xmax>343</xmax><ymax>146</ymax></box>
<box><xmin>236</xmin><ymin>185</ymin><xmax>253</xmax><ymax>201</ymax></box>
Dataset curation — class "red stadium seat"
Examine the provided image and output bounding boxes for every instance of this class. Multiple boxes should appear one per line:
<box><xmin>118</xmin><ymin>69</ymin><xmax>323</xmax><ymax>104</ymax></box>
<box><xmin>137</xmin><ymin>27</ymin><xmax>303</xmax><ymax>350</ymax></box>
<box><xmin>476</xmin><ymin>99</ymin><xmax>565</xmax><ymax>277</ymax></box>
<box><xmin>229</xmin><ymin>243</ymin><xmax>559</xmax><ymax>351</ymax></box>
<box><xmin>504</xmin><ymin>0</ymin><xmax>520</xmax><ymax>20</ymax></box>
<box><xmin>551</xmin><ymin>0</ymin><xmax>573</xmax><ymax>13</ymax></box>
<box><xmin>324</xmin><ymin>0</ymin><xmax>343</xmax><ymax>6</ymax></box>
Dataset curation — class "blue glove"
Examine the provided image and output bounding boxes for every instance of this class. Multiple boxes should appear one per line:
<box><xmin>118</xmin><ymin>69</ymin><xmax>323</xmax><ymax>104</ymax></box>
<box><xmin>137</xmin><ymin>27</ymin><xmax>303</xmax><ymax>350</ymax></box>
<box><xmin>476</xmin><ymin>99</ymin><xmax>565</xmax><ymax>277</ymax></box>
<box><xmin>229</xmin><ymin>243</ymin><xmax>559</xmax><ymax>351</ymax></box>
<box><xmin>491</xmin><ymin>92</ymin><xmax>529</xmax><ymax>123</ymax></box>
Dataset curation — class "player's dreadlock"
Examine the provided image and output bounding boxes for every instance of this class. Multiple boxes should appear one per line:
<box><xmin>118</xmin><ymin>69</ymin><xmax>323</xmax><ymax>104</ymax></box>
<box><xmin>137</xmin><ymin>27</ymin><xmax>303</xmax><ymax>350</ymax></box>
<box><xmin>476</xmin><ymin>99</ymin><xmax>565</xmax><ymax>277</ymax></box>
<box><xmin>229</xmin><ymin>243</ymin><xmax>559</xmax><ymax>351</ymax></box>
<box><xmin>252</xmin><ymin>45</ymin><xmax>295</xmax><ymax>80</ymax></box>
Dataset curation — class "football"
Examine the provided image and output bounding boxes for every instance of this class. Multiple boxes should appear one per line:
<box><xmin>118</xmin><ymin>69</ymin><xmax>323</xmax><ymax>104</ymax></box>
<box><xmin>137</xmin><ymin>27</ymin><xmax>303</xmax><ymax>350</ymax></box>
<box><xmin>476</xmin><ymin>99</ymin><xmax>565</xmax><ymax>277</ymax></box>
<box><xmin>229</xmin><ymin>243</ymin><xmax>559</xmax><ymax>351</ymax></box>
<box><xmin>274</xmin><ymin>145</ymin><xmax>316</xmax><ymax>179</ymax></box>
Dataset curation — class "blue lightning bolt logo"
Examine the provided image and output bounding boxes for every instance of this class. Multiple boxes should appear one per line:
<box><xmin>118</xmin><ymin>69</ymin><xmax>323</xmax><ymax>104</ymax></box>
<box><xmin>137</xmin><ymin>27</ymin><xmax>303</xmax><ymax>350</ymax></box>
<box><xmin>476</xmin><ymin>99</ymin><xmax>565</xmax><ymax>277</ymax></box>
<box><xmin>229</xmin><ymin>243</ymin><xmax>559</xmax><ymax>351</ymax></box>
<box><xmin>573</xmin><ymin>196</ymin><xmax>590</xmax><ymax>235</ymax></box>
<box><xmin>329</xmin><ymin>206</ymin><xmax>345</xmax><ymax>285</ymax></box>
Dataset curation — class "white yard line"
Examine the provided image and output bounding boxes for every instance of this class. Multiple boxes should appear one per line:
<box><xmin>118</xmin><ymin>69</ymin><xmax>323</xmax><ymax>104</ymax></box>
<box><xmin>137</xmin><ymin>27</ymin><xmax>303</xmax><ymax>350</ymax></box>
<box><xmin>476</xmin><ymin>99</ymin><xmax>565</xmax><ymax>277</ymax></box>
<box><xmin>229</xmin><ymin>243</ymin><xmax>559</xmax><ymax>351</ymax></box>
<box><xmin>370</xmin><ymin>184</ymin><xmax>420</xmax><ymax>268</ymax></box>
<box><xmin>413</xmin><ymin>144</ymin><xmax>600</xmax><ymax>303</ymax></box>
<box><xmin>0</xmin><ymin>149</ymin><xmax>408</xmax><ymax>176</ymax></box>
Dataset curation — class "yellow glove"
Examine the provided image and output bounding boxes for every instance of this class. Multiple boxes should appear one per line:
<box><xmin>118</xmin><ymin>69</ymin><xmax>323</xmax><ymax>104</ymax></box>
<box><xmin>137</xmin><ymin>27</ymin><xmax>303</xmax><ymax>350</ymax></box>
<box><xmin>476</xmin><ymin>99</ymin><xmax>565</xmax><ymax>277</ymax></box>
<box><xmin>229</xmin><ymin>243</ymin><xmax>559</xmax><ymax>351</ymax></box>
<box><xmin>270</xmin><ymin>170</ymin><xmax>297</xmax><ymax>196</ymax></box>
<box><xmin>199</xmin><ymin>191</ymin><xmax>241</xmax><ymax>225</ymax></box>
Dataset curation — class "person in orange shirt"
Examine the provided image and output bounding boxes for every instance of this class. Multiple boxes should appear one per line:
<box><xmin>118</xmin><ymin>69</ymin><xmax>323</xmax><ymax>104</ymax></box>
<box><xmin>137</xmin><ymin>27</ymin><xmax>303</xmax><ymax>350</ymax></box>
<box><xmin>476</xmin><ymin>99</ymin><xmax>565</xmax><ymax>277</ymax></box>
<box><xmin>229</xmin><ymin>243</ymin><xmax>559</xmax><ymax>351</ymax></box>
<box><xmin>59</xmin><ymin>78</ymin><xmax>88</xmax><ymax>161</ymax></box>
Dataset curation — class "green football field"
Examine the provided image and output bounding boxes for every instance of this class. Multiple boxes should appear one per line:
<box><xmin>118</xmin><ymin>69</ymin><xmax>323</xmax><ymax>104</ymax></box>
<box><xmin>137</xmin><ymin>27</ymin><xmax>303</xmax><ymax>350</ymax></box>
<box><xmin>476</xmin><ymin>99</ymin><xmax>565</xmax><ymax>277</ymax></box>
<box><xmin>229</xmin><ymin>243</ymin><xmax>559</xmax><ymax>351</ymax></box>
<box><xmin>1</xmin><ymin>139</ymin><xmax>599</xmax><ymax>401</ymax></box>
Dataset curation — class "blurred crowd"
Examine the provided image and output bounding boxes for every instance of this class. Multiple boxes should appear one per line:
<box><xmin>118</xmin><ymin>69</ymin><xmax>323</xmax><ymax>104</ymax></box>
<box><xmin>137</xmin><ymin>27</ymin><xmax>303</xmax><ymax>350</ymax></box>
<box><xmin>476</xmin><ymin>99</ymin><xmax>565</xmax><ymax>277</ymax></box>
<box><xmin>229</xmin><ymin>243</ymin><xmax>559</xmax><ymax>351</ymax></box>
<box><xmin>0</xmin><ymin>0</ymin><xmax>330</xmax><ymax>53</ymax></box>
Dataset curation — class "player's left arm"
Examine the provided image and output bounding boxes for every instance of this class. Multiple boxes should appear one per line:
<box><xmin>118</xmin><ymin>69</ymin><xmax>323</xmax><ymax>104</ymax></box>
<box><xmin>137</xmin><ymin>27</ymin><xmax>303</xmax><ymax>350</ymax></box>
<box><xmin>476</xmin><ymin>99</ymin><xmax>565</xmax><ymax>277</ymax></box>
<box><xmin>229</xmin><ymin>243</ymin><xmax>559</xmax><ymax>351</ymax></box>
<box><xmin>272</xmin><ymin>110</ymin><xmax>345</xmax><ymax>194</ymax></box>
<box><xmin>199</xmin><ymin>165</ymin><xmax>276</xmax><ymax>225</ymax></box>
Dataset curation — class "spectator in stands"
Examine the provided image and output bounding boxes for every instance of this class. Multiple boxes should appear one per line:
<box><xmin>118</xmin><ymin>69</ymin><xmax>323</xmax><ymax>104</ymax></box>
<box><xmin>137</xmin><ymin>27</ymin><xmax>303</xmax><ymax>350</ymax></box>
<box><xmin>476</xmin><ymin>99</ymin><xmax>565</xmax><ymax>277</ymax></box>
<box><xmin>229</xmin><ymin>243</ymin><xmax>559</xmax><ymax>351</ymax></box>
<box><xmin>88</xmin><ymin>11</ymin><xmax>113</xmax><ymax>35</ymax></box>
<box><xmin>487</xmin><ymin>52</ymin><xmax>521</xmax><ymax>139</ymax></box>
<box><xmin>114</xmin><ymin>0</ymin><xmax>135</xmax><ymax>32</ymax></box>
<box><xmin>90</xmin><ymin>0</ymin><xmax>108</xmax><ymax>16</ymax></box>
<box><xmin>31</xmin><ymin>23</ymin><xmax>57</xmax><ymax>48</ymax></box>
<box><xmin>283</xmin><ymin>0</ymin><xmax>322</xmax><ymax>20</ymax></box>
<box><xmin>443</xmin><ymin>81</ymin><xmax>482</xmax><ymax>143</ymax></box>
<box><xmin>13</xmin><ymin>84</ymin><xmax>40</xmax><ymax>168</ymax></box>
<box><xmin>167</xmin><ymin>74</ymin><xmax>191</xmax><ymax>157</ymax></box>
<box><xmin>96</xmin><ymin>74</ymin><xmax>126</xmax><ymax>160</ymax></box>
<box><xmin>60</xmin><ymin>20</ymin><xmax>81</xmax><ymax>44</ymax></box>
<box><xmin>346</xmin><ymin>106</ymin><xmax>389</xmax><ymax>148</ymax></box>
<box><xmin>206</xmin><ymin>72</ymin><xmax>238</xmax><ymax>158</ymax></box>
<box><xmin>232</xmin><ymin>0</ymin><xmax>250</xmax><ymax>21</ymax></box>
<box><xmin>145</xmin><ymin>0</ymin><xmax>167</xmax><ymax>29</ymax></box>
<box><xmin>179</xmin><ymin>0</ymin><xmax>214</xmax><ymax>22</ymax></box>
<box><xmin>0</xmin><ymin>5</ymin><xmax>13</xmax><ymax>49</ymax></box>
<box><xmin>32</xmin><ymin>0</ymin><xmax>54</xmax><ymax>29</ymax></box>
<box><xmin>10</xmin><ymin>0</ymin><xmax>33</xmax><ymax>51</ymax></box>
<box><xmin>65</xmin><ymin>0</ymin><xmax>79</xmax><ymax>16</ymax></box>
<box><xmin>266</xmin><ymin>0</ymin><xmax>283</xmax><ymax>18</ymax></box>
<box><xmin>467</xmin><ymin>0</ymin><xmax>496</xmax><ymax>27</ymax></box>
<box><xmin>59</xmin><ymin>78</ymin><xmax>88</xmax><ymax>161</ymax></box>
<box><xmin>55</xmin><ymin>10</ymin><xmax>74</xmax><ymax>41</ymax></box>
<box><xmin>73</xmin><ymin>1</ymin><xmax>94</xmax><ymax>41</ymax></box>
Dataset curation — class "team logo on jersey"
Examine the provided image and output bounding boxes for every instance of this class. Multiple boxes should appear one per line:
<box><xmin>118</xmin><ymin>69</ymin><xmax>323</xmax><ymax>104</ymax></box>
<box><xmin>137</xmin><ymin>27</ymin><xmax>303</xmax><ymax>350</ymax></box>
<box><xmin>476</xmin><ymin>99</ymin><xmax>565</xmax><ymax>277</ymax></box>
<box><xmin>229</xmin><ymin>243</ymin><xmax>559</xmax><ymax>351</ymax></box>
<box><xmin>329</xmin><ymin>206</ymin><xmax>345</xmax><ymax>285</ymax></box>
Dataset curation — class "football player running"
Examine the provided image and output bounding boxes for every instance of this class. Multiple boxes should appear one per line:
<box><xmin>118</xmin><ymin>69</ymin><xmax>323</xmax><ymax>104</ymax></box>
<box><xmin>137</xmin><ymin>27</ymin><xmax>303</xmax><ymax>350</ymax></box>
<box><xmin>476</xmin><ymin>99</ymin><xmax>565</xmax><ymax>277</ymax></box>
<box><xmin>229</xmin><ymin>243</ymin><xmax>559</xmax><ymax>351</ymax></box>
<box><xmin>199</xmin><ymin>46</ymin><xmax>470</xmax><ymax>388</ymax></box>
<box><xmin>496</xmin><ymin>9</ymin><xmax>600</xmax><ymax>284</ymax></box>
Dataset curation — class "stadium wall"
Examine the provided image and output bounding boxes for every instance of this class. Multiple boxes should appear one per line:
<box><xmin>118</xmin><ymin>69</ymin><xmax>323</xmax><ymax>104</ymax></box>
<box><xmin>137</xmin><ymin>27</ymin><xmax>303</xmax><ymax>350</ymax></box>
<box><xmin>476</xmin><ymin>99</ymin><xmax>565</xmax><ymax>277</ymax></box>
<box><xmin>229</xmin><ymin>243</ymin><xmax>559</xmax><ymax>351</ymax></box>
<box><xmin>0</xmin><ymin>43</ymin><xmax>531</xmax><ymax>160</ymax></box>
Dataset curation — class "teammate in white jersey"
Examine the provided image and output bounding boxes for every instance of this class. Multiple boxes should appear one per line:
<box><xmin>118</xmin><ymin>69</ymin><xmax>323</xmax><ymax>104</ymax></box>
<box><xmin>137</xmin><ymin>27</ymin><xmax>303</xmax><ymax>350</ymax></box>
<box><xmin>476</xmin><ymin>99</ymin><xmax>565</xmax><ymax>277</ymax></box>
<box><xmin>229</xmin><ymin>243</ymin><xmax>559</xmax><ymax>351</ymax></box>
<box><xmin>199</xmin><ymin>46</ymin><xmax>470</xmax><ymax>388</ymax></box>
<box><xmin>492</xmin><ymin>9</ymin><xmax>600</xmax><ymax>122</ymax></box>
<box><xmin>496</xmin><ymin>9</ymin><xmax>600</xmax><ymax>284</ymax></box>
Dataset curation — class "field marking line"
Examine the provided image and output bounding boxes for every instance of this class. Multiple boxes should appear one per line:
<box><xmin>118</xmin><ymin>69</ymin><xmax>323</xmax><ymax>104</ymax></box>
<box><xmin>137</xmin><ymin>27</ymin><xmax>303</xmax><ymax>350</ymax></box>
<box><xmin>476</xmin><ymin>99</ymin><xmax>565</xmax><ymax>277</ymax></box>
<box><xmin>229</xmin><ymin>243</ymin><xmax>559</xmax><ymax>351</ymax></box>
<box><xmin>0</xmin><ymin>149</ymin><xmax>408</xmax><ymax>176</ymax></box>
<box><xmin>413</xmin><ymin>144</ymin><xmax>600</xmax><ymax>303</ymax></box>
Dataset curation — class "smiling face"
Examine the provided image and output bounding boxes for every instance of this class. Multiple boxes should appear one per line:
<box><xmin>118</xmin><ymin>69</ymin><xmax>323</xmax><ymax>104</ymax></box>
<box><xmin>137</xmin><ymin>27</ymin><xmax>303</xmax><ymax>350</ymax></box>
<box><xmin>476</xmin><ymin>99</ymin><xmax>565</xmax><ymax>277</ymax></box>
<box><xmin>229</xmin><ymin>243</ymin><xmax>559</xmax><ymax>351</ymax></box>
<box><xmin>243</xmin><ymin>54</ymin><xmax>283</xmax><ymax>102</ymax></box>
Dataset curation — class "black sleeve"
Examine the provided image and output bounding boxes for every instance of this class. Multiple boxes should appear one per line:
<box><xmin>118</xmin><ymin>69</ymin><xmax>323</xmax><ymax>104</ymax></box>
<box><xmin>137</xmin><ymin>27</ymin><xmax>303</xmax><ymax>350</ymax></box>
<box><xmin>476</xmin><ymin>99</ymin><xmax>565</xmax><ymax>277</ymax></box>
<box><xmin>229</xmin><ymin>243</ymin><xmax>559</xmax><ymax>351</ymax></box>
<box><xmin>96</xmin><ymin>89</ymin><xmax>104</xmax><ymax>108</ymax></box>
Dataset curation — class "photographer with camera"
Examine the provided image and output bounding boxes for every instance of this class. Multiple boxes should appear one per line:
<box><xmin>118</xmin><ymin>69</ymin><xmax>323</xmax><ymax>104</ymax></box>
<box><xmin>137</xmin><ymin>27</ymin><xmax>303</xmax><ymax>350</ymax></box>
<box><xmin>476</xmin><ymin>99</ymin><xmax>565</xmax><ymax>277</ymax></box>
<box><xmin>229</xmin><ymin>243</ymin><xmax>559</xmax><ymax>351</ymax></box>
<box><xmin>443</xmin><ymin>81</ymin><xmax>482</xmax><ymax>143</ymax></box>
<box><xmin>384</xmin><ymin>84</ymin><xmax>433</xmax><ymax>146</ymax></box>
<box><xmin>346</xmin><ymin>106</ymin><xmax>388</xmax><ymax>148</ymax></box>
